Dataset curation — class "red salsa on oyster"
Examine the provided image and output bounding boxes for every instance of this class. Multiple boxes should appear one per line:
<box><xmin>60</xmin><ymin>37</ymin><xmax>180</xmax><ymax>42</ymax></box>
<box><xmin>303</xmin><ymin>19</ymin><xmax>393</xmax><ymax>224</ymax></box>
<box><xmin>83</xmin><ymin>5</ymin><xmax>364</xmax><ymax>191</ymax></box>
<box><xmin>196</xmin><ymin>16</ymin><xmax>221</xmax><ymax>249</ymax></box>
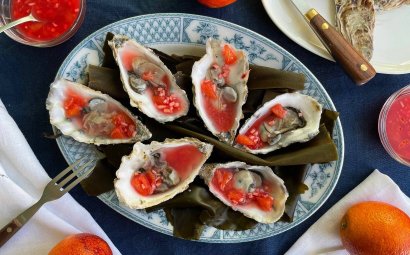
<box><xmin>131</xmin><ymin>144</ymin><xmax>207</xmax><ymax>196</ymax></box>
<box><xmin>236</xmin><ymin>103</ymin><xmax>305</xmax><ymax>150</ymax></box>
<box><xmin>11</xmin><ymin>0</ymin><xmax>81</xmax><ymax>41</ymax></box>
<box><xmin>119</xmin><ymin>49</ymin><xmax>185</xmax><ymax>115</ymax></box>
<box><xmin>211</xmin><ymin>168</ymin><xmax>274</xmax><ymax>211</ymax></box>
<box><xmin>63</xmin><ymin>88</ymin><xmax>136</xmax><ymax>139</ymax></box>
<box><xmin>385</xmin><ymin>94</ymin><xmax>410</xmax><ymax>161</ymax></box>
<box><xmin>191</xmin><ymin>39</ymin><xmax>249</xmax><ymax>144</ymax></box>
<box><xmin>200</xmin><ymin>45</ymin><xmax>243</xmax><ymax>132</ymax></box>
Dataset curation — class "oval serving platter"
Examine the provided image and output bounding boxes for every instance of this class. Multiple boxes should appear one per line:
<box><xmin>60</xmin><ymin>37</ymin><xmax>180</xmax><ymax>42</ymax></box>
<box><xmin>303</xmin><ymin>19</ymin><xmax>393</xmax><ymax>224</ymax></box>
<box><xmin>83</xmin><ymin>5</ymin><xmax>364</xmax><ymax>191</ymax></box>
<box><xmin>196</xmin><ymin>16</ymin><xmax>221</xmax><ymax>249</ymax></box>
<box><xmin>54</xmin><ymin>13</ymin><xmax>344</xmax><ymax>243</ymax></box>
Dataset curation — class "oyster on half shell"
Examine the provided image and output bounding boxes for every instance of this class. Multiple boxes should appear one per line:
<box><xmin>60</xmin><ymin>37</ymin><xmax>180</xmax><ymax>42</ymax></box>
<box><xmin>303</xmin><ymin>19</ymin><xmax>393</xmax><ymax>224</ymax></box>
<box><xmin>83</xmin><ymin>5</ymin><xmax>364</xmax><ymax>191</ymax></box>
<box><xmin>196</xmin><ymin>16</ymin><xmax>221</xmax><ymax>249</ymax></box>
<box><xmin>115</xmin><ymin>138</ymin><xmax>213</xmax><ymax>209</ymax></box>
<box><xmin>109</xmin><ymin>35</ymin><xmax>189</xmax><ymax>123</ymax></box>
<box><xmin>46</xmin><ymin>79</ymin><xmax>151</xmax><ymax>145</ymax></box>
<box><xmin>235</xmin><ymin>92</ymin><xmax>322</xmax><ymax>154</ymax></box>
<box><xmin>200</xmin><ymin>162</ymin><xmax>288</xmax><ymax>224</ymax></box>
<box><xmin>192</xmin><ymin>38</ymin><xmax>249</xmax><ymax>144</ymax></box>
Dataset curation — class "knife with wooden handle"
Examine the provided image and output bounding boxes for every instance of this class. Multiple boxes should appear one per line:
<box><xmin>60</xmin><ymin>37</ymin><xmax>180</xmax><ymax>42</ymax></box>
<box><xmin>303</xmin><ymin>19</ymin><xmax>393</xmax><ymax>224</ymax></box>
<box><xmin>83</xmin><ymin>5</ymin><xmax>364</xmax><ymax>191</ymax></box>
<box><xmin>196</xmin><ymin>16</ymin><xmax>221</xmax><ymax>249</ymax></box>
<box><xmin>291</xmin><ymin>0</ymin><xmax>376</xmax><ymax>85</ymax></box>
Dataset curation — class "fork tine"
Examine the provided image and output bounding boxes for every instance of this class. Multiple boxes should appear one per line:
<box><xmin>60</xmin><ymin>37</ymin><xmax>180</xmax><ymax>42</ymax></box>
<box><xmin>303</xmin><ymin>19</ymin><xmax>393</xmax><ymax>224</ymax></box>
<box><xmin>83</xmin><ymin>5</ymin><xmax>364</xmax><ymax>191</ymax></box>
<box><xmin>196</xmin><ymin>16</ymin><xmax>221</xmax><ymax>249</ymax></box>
<box><xmin>52</xmin><ymin>156</ymin><xmax>86</xmax><ymax>182</ymax></box>
<box><xmin>60</xmin><ymin>162</ymin><xmax>95</xmax><ymax>193</ymax></box>
<box><xmin>57</xmin><ymin>159</ymin><xmax>94</xmax><ymax>188</ymax></box>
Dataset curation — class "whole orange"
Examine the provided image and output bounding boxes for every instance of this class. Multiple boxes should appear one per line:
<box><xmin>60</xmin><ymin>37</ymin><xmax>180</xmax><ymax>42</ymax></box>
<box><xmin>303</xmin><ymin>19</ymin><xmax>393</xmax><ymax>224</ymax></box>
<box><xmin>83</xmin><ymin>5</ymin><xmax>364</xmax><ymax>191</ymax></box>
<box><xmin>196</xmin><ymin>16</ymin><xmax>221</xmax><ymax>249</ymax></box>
<box><xmin>48</xmin><ymin>233</ymin><xmax>112</xmax><ymax>255</ymax></box>
<box><xmin>197</xmin><ymin>0</ymin><xmax>237</xmax><ymax>8</ymax></box>
<box><xmin>340</xmin><ymin>201</ymin><xmax>410</xmax><ymax>255</ymax></box>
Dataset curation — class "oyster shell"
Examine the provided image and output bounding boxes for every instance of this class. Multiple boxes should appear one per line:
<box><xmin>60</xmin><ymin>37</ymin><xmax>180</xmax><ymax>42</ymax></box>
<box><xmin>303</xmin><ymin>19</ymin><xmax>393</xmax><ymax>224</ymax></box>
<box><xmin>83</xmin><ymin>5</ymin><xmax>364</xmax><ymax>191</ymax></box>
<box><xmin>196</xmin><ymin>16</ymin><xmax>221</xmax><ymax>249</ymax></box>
<box><xmin>191</xmin><ymin>38</ymin><xmax>249</xmax><ymax>144</ymax></box>
<box><xmin>109</xmin><ymin>35</ymin><xmax>189</xmax><ymax>123</ymax></box>
<box><xmin>335</xmin><ymin>0</ymin><xmax>375</xmax><ymax>61</ymax></box>
<box><xmin>200</xmin><ymin>162</ymin><xmax>288</xmax><ymax>224</ymax></box>
<box><xmin>374</xmin><ymin>0</ymin><xmax>409</xmax><ymax>10</ymax></box>
<box><xmin>235</xmin><ymin>92</ymin><xmax>322</xmax><ymax>154</ymax></box>
<box><xmin>115</xmin><ymin>138</ymin><xmax>213</xmax><ymax>209</ymax></box>
<box><xmin>46</xmin><ymin>79</ymin><xmax>151</xmax><ymax>145</ymax></box>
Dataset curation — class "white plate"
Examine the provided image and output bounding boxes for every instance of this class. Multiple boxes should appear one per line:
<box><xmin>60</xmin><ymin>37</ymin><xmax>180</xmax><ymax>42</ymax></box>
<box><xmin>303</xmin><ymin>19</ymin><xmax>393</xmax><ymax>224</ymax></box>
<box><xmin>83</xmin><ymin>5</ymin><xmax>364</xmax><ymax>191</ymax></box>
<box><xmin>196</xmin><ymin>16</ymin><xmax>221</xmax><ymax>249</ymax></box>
<box><xmin>262</xmin><ymin>0</ymin><xmax>410</xmax><ymax>74</ymax></box>
<box><xmin>54</xmin><ymin>13</ymin><xmax>344</xmax><ymax>242</ymax></box>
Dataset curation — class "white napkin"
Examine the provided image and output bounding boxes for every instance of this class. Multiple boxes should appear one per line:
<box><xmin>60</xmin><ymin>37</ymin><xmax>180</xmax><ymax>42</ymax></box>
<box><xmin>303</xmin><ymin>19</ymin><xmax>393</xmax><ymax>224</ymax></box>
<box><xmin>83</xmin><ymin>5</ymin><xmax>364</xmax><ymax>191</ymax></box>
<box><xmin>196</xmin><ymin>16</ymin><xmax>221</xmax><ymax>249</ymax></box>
<box><xmin>286</xmin><ymin>170</ymin><xmax>410</xmax><ymax>255</ymax></box>
<box><xmin>0</xmin><ymin>100</ymin><xmax>121</xmax><ymax>255</ymax></box>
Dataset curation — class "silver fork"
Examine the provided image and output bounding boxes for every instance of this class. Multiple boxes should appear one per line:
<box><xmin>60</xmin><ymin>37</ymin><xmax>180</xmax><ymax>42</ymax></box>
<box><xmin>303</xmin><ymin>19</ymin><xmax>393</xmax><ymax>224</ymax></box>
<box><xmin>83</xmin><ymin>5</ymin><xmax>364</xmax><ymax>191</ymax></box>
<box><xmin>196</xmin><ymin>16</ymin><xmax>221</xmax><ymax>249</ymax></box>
<box><xmin>0</xmin><ymin>157</ymin><xmax>94</xmax><ymax>247</ymax></box>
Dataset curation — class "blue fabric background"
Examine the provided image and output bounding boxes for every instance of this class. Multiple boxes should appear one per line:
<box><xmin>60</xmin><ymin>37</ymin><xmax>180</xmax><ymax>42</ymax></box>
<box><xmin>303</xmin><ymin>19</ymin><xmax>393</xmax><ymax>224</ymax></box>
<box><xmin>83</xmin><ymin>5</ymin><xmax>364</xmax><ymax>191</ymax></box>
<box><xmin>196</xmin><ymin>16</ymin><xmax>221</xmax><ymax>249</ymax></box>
<box><xmin>1</xmin><ymin>0</ymin><xmax>410</xmax><ymax>254</ymax></box>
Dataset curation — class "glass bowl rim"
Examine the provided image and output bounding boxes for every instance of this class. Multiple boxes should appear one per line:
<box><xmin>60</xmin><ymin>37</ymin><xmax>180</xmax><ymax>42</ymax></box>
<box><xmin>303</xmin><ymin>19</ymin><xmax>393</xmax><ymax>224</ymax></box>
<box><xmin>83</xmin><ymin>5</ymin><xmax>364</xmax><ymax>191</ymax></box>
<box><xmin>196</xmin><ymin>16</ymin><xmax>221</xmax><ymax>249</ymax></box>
<box><xmin>0</xmin><ymin>0</ymin><xmax>86</xmax><ymax>47</ymax></box>
<box><xmin>378</xmin><ymin>84</ymin><xmax>410</xmax><ymax>167</ymax></box>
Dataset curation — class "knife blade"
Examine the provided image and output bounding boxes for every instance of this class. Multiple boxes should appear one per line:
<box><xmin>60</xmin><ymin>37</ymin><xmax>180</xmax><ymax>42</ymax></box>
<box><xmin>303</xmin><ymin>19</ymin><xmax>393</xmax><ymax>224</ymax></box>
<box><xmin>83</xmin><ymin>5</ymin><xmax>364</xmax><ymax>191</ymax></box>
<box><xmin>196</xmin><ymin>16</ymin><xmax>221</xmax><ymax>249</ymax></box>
<box><xmin>290</xmin><ymin>0</ymin><xmax>376</xmax><ymax>85</ymax></box>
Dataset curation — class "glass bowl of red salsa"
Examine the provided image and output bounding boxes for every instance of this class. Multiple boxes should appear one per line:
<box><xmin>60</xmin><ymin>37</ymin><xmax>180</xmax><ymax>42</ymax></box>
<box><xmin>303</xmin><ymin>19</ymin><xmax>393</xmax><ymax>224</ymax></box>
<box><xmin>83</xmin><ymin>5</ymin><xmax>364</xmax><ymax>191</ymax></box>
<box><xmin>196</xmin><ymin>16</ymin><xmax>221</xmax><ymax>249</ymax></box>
<box><xmin>0</xmin><ymin>0</ymin><xmax>85</xmax><ymax>47</ymax></box>
<box><xmin>378</xmin><ymin>85</ymin><xmax>410</xmax><ymax>167</ymax></box>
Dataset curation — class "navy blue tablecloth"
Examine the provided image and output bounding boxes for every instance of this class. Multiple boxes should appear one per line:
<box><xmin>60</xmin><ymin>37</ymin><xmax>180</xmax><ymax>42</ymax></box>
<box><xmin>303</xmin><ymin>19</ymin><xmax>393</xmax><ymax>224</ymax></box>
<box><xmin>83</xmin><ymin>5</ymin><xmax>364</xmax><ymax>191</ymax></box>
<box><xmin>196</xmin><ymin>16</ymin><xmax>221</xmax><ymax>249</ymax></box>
<box><xmin>1</xmin><ymin>0</ymin><xmax>410</xmax><ymax>254</ymax></box>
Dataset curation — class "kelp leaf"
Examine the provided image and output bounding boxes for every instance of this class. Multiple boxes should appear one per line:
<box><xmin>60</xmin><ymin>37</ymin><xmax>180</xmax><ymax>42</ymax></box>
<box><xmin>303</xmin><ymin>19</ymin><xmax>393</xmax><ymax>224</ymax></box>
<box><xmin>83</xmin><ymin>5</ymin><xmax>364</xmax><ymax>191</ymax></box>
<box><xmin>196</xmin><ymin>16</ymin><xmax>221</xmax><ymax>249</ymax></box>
<box><xmin>264</xmin><ymin>125</ymin><xmax>338</xmax><ymax>165</ymax></box>
<box><xmin>165</xmin><ymin>207</ymin><xmax>205</xmax><ymax>240</ymax></box>
<box><xmin>148</xmin><ymin>183</ymin><xmax>257</xmax><ymax>237</ymax></box>
<box><xmin>88</xmin><ymin>65</ymin><xmax>128</xmax><ymax>101</ymax></box>
<box><xmin>247</xmin><ymin>64</ymin><xmax>305</xmax><ymax>91</ymax></box>
<box><xmin>80</xmin><ymin>158</ymin><xmax>116</xmax><ymax>196</ymax></box>
<box><xmin>274</xmin><ymin>165</ymin><xmax>309</xmax><ymax>222</ymax></box>
<box><xmin>102</xmin><ymin>32</ymin><xmax>117</xmax><ymax>68</ymax></box>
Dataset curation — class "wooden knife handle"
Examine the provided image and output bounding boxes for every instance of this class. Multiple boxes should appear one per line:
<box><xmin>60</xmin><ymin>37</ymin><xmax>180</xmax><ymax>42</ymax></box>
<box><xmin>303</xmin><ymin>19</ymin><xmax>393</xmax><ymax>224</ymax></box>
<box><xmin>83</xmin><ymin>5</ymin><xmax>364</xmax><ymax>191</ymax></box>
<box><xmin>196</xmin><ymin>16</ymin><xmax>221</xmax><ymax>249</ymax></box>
<box><xmin>0</xmin><ymin>219</ymin><xmax>22</xmax><ymax>247</ymax></box>
<box><xmin>306</xmin><ymin>9</ymin><xmax>376</xmax><ymax>85</ymax></box>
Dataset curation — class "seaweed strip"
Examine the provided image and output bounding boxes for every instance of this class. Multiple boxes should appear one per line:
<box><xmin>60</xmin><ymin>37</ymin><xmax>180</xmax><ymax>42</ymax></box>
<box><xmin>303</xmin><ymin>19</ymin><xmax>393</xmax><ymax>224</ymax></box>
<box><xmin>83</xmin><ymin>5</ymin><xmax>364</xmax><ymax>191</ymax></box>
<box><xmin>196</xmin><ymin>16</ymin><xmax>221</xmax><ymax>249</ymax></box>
<box><xmin>102</xmin><ymin>32</ymin><xmax>117</xmax><ymax>68</ymax></box>
<box><xmin>247</xmin><ymin>65</ymin><xmax>305</xmax><ymax>91</ymax></box>
<box><xmin>88</xmin><ymin>65</ymin><xmax>127</xmax><ymax>101</ymax></box>
<box><xmin>147</xmin><ymin>183</ymin><xmax>257</xmax><ymax>240</ymax></box>
<box><xmin>274</xmin><ymin>165</ymin><xmax>309</xmax><ymax>222</ymax></box>
<box><xmin>80</xmin><ymin>158</ymin><xmax>116</xmax><ymax>196</ymax></box>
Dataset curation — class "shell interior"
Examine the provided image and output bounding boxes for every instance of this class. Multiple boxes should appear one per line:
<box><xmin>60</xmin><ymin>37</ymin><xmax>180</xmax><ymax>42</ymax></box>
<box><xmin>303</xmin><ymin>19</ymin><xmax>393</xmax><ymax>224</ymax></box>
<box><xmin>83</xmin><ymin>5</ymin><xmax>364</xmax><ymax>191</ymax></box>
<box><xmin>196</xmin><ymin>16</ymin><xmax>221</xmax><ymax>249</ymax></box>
<box><xmin>192</xmin><ymin>38</ymin><xmax>249</xmax><ymax>144</ymax></box>
<box><xmin>237</xmin><ymin>92</ymin><xmax>322</xmax><ymax>154</ymax></box>
<box><xmin>46</xmin><ymin>79</ymin><xmax>152</xmax><ymax>145</ymax></box>
<box><xmin>115</xmin><ymin>138</ymin><xmax>213</xmax><ymax>209</ymax></box>
<box><xmin>109</xmin><ymin>35</ymin><xmax>189</xmax><ymax>123</ymax></box>
<box><xmin>200</xmin><ymin>161</ymin><xmax>289</xmax><ymax>224</ymax></box>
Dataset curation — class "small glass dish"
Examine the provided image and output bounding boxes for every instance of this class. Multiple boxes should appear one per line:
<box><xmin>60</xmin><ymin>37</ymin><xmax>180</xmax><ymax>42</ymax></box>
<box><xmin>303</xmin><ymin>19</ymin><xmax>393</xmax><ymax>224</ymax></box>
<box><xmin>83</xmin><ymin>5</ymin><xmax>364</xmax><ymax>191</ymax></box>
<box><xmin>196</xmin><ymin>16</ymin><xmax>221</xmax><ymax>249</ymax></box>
<box><xmin>378</xmin><ymin>85</ymin><xmax>410</xmax><ymax>167</ymax></box>
<box><xmin>0</xmin><ymin>0</ymin><xmax>86</xmax><ymax>47</ymax></box>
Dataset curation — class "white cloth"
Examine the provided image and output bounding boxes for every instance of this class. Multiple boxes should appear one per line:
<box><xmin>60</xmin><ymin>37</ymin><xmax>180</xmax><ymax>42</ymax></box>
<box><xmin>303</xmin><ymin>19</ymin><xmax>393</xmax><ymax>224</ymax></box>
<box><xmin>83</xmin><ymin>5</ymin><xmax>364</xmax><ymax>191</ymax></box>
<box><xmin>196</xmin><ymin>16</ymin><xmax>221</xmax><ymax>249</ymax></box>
<box><xmin>0</xmin><ymin>100</ymin><xmax>121</xmax><ymax>255</ymax></box>
<box><xmin>286</xmin><ymin>170</ymin><xmax>410</xmax><ymax>255</ymax></box>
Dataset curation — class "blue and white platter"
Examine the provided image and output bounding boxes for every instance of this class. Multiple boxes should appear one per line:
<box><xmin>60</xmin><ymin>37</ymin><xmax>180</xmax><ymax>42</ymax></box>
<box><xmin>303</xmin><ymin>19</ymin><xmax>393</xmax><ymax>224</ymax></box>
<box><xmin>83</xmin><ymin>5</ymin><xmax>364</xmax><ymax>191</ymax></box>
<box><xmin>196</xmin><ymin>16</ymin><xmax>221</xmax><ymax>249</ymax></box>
<box><xmin>54</xmin><ymin>13</ymin><xmax>344</xmax><ymax>243</ymax></box>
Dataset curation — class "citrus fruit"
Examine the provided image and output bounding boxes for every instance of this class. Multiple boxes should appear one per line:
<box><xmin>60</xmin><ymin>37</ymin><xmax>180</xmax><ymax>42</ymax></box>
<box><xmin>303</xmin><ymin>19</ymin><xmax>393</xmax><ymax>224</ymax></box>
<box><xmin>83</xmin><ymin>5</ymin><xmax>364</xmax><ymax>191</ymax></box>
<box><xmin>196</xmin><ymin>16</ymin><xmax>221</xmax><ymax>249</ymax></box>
<box><xmin>197</xmin><ymin>0</ymin><xmax>237</xmax><ymax>8</ymax></box>
<box><xmin>340</xmin><ymin>201</ymin><xmax>410</xmax><ymax>255</ymax></box>
<box><xmin>48</xmin><ymin>233</ymin><xmax>112</xmax><ymax>255</ymax></box>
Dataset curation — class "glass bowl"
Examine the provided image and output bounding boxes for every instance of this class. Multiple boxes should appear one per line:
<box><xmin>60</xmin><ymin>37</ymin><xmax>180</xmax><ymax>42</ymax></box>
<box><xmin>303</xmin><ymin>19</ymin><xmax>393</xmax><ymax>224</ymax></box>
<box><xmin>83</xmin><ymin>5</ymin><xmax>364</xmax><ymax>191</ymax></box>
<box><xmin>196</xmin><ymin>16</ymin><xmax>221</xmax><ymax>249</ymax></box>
<box><xmin>0</xmin><ymin>0</ymin><xmax>86</xmax><ymax>47</ymax></box>
<box><xmin>378</xmin><ymin>85</ymin><xmax>410</xmax><ymax>167</ymax></box>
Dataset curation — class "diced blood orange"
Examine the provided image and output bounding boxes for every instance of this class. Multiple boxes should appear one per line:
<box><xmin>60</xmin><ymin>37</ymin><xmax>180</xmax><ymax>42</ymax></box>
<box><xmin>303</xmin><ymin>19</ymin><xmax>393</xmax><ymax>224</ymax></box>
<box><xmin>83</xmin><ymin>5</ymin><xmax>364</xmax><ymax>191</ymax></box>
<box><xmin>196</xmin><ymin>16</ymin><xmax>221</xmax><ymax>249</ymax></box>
<box><xmin>152</xmin><ymin>94</ymin><xmax>165</xmax><ymax>105</ymax></box>
<box><xmin>227</xmin><ymin>189</ymin><xmax>246</xmax><ymax>205</ymax></box>
<box><xmin>110</xmin><ymin>127</ymin><xmax>126</xmax><ymax>139</ymax></box>
<box><xmin>63</xmin><ymin>90</ymin><xmax>86</xmax><ymax>118</ymax></box>
<box><xmin>64</xmin><ymin>104</ymin><xmax>83</xmax><ymax>118</ymax></box>
<box><xmin>111</xmin><ymin>112</ymin><xmax>136</xmax><ymax>139</ymax></box>
<box><xmin>131</xmin><ymin>172</ymin><xmax>154</xmax><ymax>196</ymax></box>
<box><xmin>201</xmin><ymin>79</ymin><xmax>217</xmax><ymax>99</ymax></box>
<box><xmin>271</xmin><ymin>104</ymin><xmax>287</xmax><ymax>119</ymax></box>
<box><xmin>214</xmin><ymin>168</ymin><xmax>233</xmax><ymax>192</ymax></box>
<box><xmin>254</xmin><ymin>194</ymin><xmax>274</xmax><ymax>211</ymax></box>
<box><xmin>146</xmin><ymin>169</ymin><xmax>162</xmax><ymax>187</ymax></box>
<box><xmin>236</xmin><ymin>134</ymin><xmax>256</xmax><ymax>146</ymax></box>
<box><xmin>222</xmin><ymin>44</ymin><xmax>238</xmax><ymax>65</ymax></box>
